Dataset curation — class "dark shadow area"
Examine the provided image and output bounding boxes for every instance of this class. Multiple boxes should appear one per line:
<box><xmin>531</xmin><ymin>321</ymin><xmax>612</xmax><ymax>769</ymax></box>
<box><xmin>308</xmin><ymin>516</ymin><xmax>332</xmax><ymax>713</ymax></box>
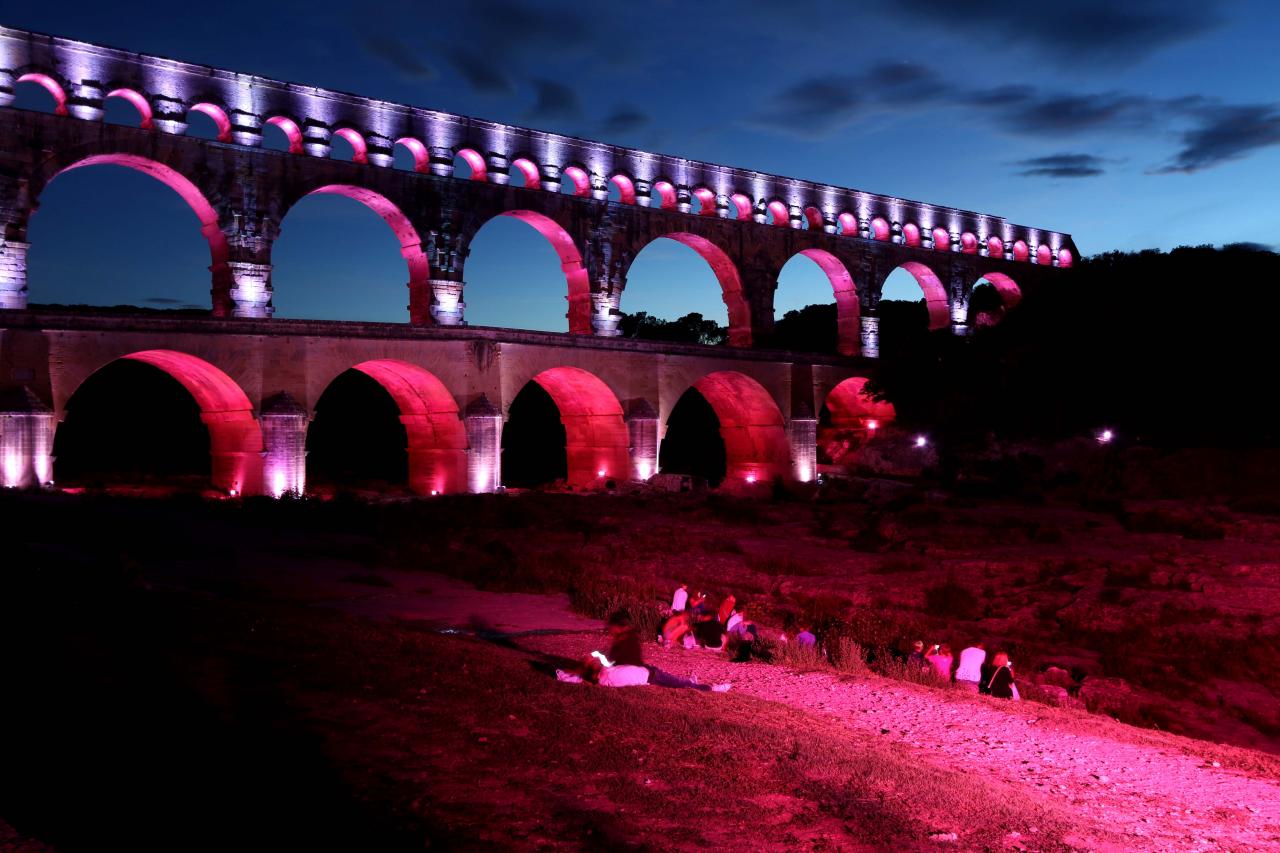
<box><xmin>53</xmin><ymin>359</ymin><xmax>209</xmax><ymax>486</ymax></box>
<box><xmin>501</xmin><ymin>381</ymin><xmax>567</xmax><ymax>488</ymax></box>
<box><xmin>774</xmin><ymin>303</ymin><xmax>838</xmax><ymax>354</ymax></box>
<box><xmin>967</xmin><ymin>282</ymin><xmax>1005</xmax><ymax>327</ymax></box>
<box><xmin>307</xmin><ymin>369</ymin><xmax>408</xmax><ymax>490</ymax></box>
<box><xmin>659</xmin><ymin>388</ymin><xmax>726</xmax><ymax>487</ymax></box>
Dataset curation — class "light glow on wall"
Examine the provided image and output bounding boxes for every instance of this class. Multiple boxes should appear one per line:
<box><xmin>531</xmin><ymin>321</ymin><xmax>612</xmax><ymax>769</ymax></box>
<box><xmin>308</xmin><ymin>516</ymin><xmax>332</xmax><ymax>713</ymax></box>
<box><xmin>870</xmin><ymin>217</ymin><xmax>891</xmax><ymax>241</ymax></box>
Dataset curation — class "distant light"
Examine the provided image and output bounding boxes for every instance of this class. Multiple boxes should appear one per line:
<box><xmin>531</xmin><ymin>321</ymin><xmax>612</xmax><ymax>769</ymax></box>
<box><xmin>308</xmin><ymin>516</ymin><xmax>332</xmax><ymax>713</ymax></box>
<box><xmin>745</xmin><ymin>473</ymin><xmax>757</xmax><ymax>484</ymax></box>
<box><xmin>1097</xmin><ymin>429</ymin><xmax>1114</xmax><ymax>444</ymax></box>
<box><xmin>866</xmin><ymin>419</ymin><xmax>879</xmax><ymax>431</ymax></box>
<box><xmin>228</xmin><ymin>489</ymin><xmax>239</xmax><ymax>497</ymax></box>
<box><xmin>597</xmin><ymin>469</ymin><xmax>606</xmax><ymax>477</ymax></box>
<box><xmin>430</xmin><ymin>489</ymin><xmax>439</xmax><ymax>496</ymax></box>
<box><xmin>915</xmin><ymin>435</ymin><xmax>928</xmax><ymax>448</ymax></box>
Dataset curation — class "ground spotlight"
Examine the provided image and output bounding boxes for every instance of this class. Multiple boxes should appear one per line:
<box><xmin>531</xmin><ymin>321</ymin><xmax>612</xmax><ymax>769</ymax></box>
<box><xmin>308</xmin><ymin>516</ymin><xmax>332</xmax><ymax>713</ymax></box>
<box><xmin>1097</xmin><ymin>429</ymin><xmax>1114</xmax><ymax>444</ymax></box>
<box><xmin>915</xmin><ymin>435</ymin><xmax>928</xmax><ymax>448</ymax></box>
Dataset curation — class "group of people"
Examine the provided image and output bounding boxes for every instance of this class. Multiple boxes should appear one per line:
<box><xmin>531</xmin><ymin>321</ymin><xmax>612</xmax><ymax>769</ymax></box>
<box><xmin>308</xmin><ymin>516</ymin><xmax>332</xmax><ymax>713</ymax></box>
<box><xmin>556</xmin><ymin>609</ymin><xmax>732</xmax><ymax>692</ymax></box>
<box><xmin>906</xmin><ymin>640</ymin><xmax>1018</xmax><ymax>699</ymax></box>
<box><xmin>660</xmin><ymin>584</ymin><xmax>762</xmax><ymax>662</ymax></box>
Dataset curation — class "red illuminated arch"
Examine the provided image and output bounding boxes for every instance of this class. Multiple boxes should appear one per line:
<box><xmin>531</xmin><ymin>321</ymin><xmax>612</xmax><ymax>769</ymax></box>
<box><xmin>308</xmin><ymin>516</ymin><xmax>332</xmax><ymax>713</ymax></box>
<box><xmin>975</xmin><ymin>271</ymin><xmax>1022</xmax><ymax>318</ymax></box>
<box><xmin>305</xmin><ymin>185</ymin><xmax>429</xmax><ymax>319</ymax></box>
<box><xmin>766</xmin><ymin>200</ymin><xmax>790</xmax><ymax>227</ymax></box>
<box><xmin>1036</xmin><ymin>244</ymin><xmax>1052</xmax><ymax>265</ymax></box>
<box><xmin>526</xmin><ymin>367</ymin><xmax>630</xmax><ymax>488</ymax></box>
<box><xmin>987</xmin><ymin>235</ymin><xmax>1005</xmax><ymax>257</ymax></box>
<box><xmin>1058</xmin><ymin>248</ymin><xmax>1073</xmax><ymax>268</ymax></box>
<box><xmin>84</xmin><ymin>350</ymin><xmax>264</xmax><ymax>494</ymax></box>
<box><xmin>455</xmin><ymin>148</ymin><xmax>487</xmax><ymax>181</ymax></box>
<box><xmin>343</xmin><ymin>360</ymin><xmax>467</xmax><ymax>494</ymax></box>
<box><xmin>804</xmin><ymin>206</ymin><xmax>824</xmax><ymax>230</ymax></box>
<box><xmin>652</xmin><ymin>180</ymin><xmax>677</xmax><ymax>210</ymax></box>
<box><xmin>394</xmin><ymin>137</ymin><xmax>429</xmax><ymax>171</ymax></box>
<box><xmin>794</xmin><ymin>248</ymin><xmax>861</xmax><ymax>357</ymax></box>
<box><xmin>837</xmin><ymin>212</ymin><xmax>858</xmax><ymax>235</ymax></box>
<box><xmin>562</xmin><ymin>165</ymin><xmax>591</xmax><ymax>197</ymax></box>
<box><xmin>1012</xmin><ymin>240</ymin><xmax>1029</xmax><ymax>262</ymax></box>
<box><xmin>903</xmin><ymin>223</ymin><xmax>921</xmax><ymax>247</ymax></box>
<box><xmin>960</xmin><ymin>232</ymin><xmax>978</xmax><ymax>254</ymax></box>
<box><xmin>610</xmin><ymin>174</ymin><xmax>636</xmax><ymax>204</ymax></box>
<box><xmin>189</xmin><ymin>103</ymin><xmax>231</xmax><ymax>141</ymax></box>
<box><xmin>690</xmin><ymin>371</ymin><xmax>790</xmax><ymax>484</ymax></box>
<box><xmin>48</xmin><ymin>154</ymin><xmax>231</xmax><ymax>313</ymax></box>
<box><xmin>692</xmin><ymin>187</ymin><xmax>717</xmax><ymax>215</ymax></box>
<box><xmin>641</xmin><ymin>233</ymin><xmax>751</xmax><ymax>346</ymax></box>
<box><xmin>932</xmin><ymin>227</ymin><xmax>951</xmax><ymax>251</ymax></box>
<box><xmin>888</xmin><ymin>262</ymin><xmax>950</xmax><ymax>330</ymax></box>
<box><xmin>825</xmin><ymin>376</ymin><xmax>896</xmax><ymax>428</ymax></box>
<box><xmin>729</xmin><ymin>194</ymin><xmax>753</xmax><ymax>220</ymax></box>
<box><xmin>265</xmin><ymin>116</ymin><xmax>304</xmax><ymax>153</ymax></box>
<box><xmin>495</xmin><ymin>210</ymin><xmax>591</xmax><ymax>333</ymax></box>
<box><xmin>511</xmin><ymin>157</ymin><xmax>541</xmax><ymax>189</ymax></box>
<box><xmin>331</xmin><ymin>128</ymin><xmax>368</xmax><ymax>163</ymax></box>
<box><xmin>870</xmin><ymin>217</ymin><xmax>890</xmax><ymax>241</ymax></box>
<box><xmin>17</xmin><ymin>72</ymin><xmax>68</xmax><ymax>115</ymax></box>
<box><xmin>105</xmin><ymin>88</ymin><xmax>153</xmax><ymax>129</ymax></box>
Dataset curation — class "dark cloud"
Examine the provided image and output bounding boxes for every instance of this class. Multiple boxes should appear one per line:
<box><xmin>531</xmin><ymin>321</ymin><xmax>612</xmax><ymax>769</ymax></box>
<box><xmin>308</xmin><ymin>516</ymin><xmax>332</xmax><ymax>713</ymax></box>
<box><xmin>1155</xmin><ymin>104</ymin><xmax>1280</xmax><ymax>173</ymax></box>
<box><xmin>359</xmin><ymin>34</ymin><xmax>436</xmax><ymax>80</ymax></box>
<box><xmin>985</xmin><ymin>91</ymin><xmax>1159</xmax><ymax>136</ymax></box>
<box><xmin>862</xmin><ymin>62</ymin><xmax>950</xmax><ymax>103</ymax></box>
<box><xmin>143</xmin><ymin>297</ymin><xmax>182</xmax><ymax>304</ymax></box>
<box><xmin>598</xmin><ymin>107</ymin><xmax>651</xmax><ymax>137</ymax></box>
<box><xmin>1013</xmin><ymin>153</ymin><xmax>1109</xmax><ymax>178</ymax></box>
<box><xmin>752</xmin><ymin>74</ymin><xmax>863</xmax><ymax>133</ymax></box>
<box><xmin>525</xmin><ymin>79</ymin><xmax>581</xmax><ymax>123</ymax></box>
<box><xmin>884</xmin><ymin>0</ymin><xmax>1224</xmax><ymax>65</ymax></box>
<box><xmin>445</xmin><ymin>46</ymin><xmax>514</xmax><ymax>96</ymax></box>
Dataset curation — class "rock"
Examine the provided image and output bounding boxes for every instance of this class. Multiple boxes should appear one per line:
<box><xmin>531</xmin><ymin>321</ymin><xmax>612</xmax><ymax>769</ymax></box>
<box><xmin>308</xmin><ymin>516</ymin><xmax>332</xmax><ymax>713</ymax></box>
<box><xmin>927</xmin><ymin>832</ymin><xmax>958</xmax><ymax>843</ymax></box>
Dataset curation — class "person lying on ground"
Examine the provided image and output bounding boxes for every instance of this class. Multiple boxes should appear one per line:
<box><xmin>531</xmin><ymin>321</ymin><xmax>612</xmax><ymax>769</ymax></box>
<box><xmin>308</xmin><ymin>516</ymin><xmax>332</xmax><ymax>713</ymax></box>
<box><xmin>558</xmin><ymin>611</ymin><xmax>730</xmax><ymax>692</ymax></box>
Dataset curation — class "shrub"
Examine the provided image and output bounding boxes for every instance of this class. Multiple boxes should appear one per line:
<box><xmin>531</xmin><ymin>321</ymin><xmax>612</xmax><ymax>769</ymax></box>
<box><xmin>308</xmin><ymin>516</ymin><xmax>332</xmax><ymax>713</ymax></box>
<box><xmin>1119</xmin><ymin>508</ymin><xmax>1226</xmax><ymax>540</ymax></box>
<box><xmin>923</xmin><ymin>576</ymin><xmax>981</xmax><ymax>620</ymax></box>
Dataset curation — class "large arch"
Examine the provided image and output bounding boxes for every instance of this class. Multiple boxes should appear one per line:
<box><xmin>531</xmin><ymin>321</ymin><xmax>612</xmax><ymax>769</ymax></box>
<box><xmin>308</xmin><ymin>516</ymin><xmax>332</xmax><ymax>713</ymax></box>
<box><xmin>300</xmin><ymin>185</ymin><xmax>430</xmax><ymax>321</ymax></box>
<box><xmin>525</xmin><ymin>367</ymin><xmax>630</xmax><ymax>488</ymax></box>
<box><xmin>40</xmin><ymin>154</ymin><xmax>231</xmax><ymax>313</ymax></box>
<box><xmin>630</xmin><ymin>233</ymin><xmax>750</xmax><ymax>346</ymax></box>
<box><xmin>977</xmin><ymin>271</ymin><xmax>1021</xmax><ymax>312</ymax></box>
<box><xmin>793</xmin><ymin>249</ymin><xmax>860</xmax><ymax>356</ymax></box>
<box><xmin>688</xmin><ymin>371</ymin><xmax>789</xmax><ymax>484</ymax></box>
<box><xmin>335</xmin><ymin>360</ymin><xmax>467</xmax><ymax>495</ymax></box>
<box><xmin>885</xmin><ymin>262</ymin><xmax>950</xmax><ymax>331</ymax></box>
<box><xmin>490</xmin><ymin>210</ymin><xmax>591</xmax><ymax>334</ymax></box>
<box><xmin>60</xmin><ymin>350</ymin><xmax>263</xmax><ymax>494</ymax></box>
<box><xmin>821</xmin><ymin>376</ymin><xmax>896</xmax><ymax>469</ymax></box>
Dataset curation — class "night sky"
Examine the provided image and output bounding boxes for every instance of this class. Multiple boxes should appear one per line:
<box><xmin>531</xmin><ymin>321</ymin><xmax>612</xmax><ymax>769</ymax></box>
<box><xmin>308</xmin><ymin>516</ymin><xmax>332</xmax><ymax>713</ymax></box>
<box><xmin>7</xmin><ymin>1</ymin><xmax>1279</xmax><ymax>331</ymax></box>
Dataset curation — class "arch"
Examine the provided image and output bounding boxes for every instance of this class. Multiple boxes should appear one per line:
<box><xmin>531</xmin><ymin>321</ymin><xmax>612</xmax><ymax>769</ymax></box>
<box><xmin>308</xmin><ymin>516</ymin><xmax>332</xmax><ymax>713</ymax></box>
<box><xmin>987</xmin><ymin>235</ymin><xmax>1005</xmax><ymax>257</ymax></box>
<box><xmin>637</xmin><ymin>233</ymin><xmax>750</xmax><ymax>346</ymax></box>
<box><xmin>265</xmin><ymin>116</ymin><xmax>304</xmax><ymax>153</ymax></box>
<box><xmin>976</xmin><ymin>271</ymin><xmax>1022</xmax><ymax>313</ymax></box>
<box><xmin>510</xmin><ymin>157</ymin><xmax>541</xmax><ymax>189</ymax></box>
<box><xmin>902</xmin><ymin>222</ymin><xmax>921</xmax><ymax>247</ymax></box>
<box><xmin>960</xmin><ymin>232</ymin><xmax>978</xmax><ymax>254</ymax></box>
<box><xmin>490</xmin><ymin>210</ymin><xmax>590</xmax><ymax>333</ymax></box>
<box><xmin>104</xmin><ymin>88</ymin><xmax>153</xmax><ymax>129</ymax></box>
<box><xmin>16</xmin><ymin>72</ymin><xmax>68</xmax><ymax>114</ymax></box>
<box><xmin>345</xmin><ymin>360</ymin><xmax>467</xmax><ymax>494</ymax></box>
<box><xmin>47</xmin><ymin>154</ymin><xmax>230</xmax><ymax>312</ymax></box>
<box><xmin>562</xmin><ymin>165</ymin><xmax>591</xmax><ymax>197</ymax></box>
<box><xmin>870</xmin><ymin>217</ymin><xmax>890</xmax><ymax>241</ymax></box>
<box><xmin>804</xmin><ymin>206</ymin><xmax>824</xmax><ymax>231</ymax></box>
<box><xmin>303</xmin><ymin>186</ymin><xmax>429</xmax><ymax>311</ymax></box>
<box><xmin>652</xmin><ymin>180</ymin><xmax>677</xmax><ymax>210</ymax></box>
<box><xmin>188</xmin><ymin>103</ymin><xmax>231</xmax><ymax>141</ymax></box>
<box><xmin>72</xmin><ymin>350</ymin><xmax>262</xmax><ymax>494</ymax></box>
<box><xmin>331</xmin><ymin>128</ymin><xmax>368</xmax><ymax>163</ymax></box>
<box><xmin>1058</xmin><ymin>248</ymin><xmax>1073</xmax><ymax>268</ymax></box>
<box><xmin>792</xmin><ymin>249</ymin><xmax>861</xmax><ymax>356</ymax></box>
<box><xmin>887</xmin><ymin>261</ymin><xmax>950</xmax><ymax>330</ymax></box>
<box><xmin>825</xmin><ymin>376</ymin><xmax>895</xmax><ymax>428</ymax></box>
<box><xmin>528</xmin><ymin>367</ymin><xmax>630</xmax><ymax>488</ymax></box>
<box><xmin>394</xmin><ymin>137</ymin><xmax>429</xmax><ymax>171</ymax></box>
<box><xmin>610</xmin><ymin>174</ymin><xmax>636</xmax><ymax>204</ymax></box>
<box><xmin>1036</xmin><ymin>244</ymin><xmax>1052</xmax><ymax>265</ymax></box>
<box><xmin>766</xmin><ymin>200</ymin><xmax>790</xmax><ymax>227</ymax></box>
<box><xmin>455</xmin><ymin>147</ymin><xmax>487</xmax><ymax>181</ymax></box>
<box><xmin>690</xmin><ymin>371</ymin><xmax>790</xmax><ymax>484</ymax></box>
<box><xmin>692</xmin><ymin>187</ymin><xmax>717</xmax><ymax>215</ymax></box>
<box><xmin>932</xmin><ymin>227</ymin><xmax>951</xmax><ymax>252</ymax></box>
<box><xmin>729</xmin><ymin>193</ymin><xmax>753</xmax><ymax>220</ymax></box>
<box><xmin>837</xmin><ymin>212</ymin><xmax>858</xmax><ymax>235</ymax></box>
<box><xmin>1012</xmin><ymin>240</ymin><xmax>1029</xmax><ymax>262</ymax></box>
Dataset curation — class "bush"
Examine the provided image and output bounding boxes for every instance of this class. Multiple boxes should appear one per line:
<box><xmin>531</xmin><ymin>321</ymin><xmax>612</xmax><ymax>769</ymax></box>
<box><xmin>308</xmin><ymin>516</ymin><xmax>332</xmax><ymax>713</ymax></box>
<box><xmin>1119</xmin><ymin>508</ymin><xmax>1226</xmax><ymax>540</ymax></box>
<box><xmin>923</xmin><ymin>576</ymin><xmax>981</xmax><ymax>620</ymax></box>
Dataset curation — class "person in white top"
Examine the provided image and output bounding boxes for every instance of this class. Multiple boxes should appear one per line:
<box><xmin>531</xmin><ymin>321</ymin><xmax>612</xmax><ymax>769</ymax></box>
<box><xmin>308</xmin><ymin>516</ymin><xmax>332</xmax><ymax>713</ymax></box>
<box><xmin>670</xmin><ymin>583</ymin><xmax>689</xmax><ymax>613</ymax></box>
<box><xmin>725</xmin><ymin>608</ymin><xmax>744</xmax><ymax>634</ymax></box>
<box><xmin>955</xmin><ymin>643</ymin><xmax>986</xmax><ymax>692</ymax></box>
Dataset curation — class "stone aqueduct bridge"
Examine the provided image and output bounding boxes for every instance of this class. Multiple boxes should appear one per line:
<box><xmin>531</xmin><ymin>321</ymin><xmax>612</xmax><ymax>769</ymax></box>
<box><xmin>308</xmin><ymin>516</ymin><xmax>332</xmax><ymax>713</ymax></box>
<box><xmin>0</xmin><ymin>27</ymin><xmax>1076</xmax><ymax>494</ymax></box>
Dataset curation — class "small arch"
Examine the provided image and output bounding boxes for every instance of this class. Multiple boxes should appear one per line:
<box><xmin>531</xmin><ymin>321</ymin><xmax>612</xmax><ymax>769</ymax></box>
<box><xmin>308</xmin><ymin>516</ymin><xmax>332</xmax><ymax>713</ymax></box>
<box><xmin>510</xmin><ymin>157</ymin><xmax>541</xmax><ymax>189</ymax></box>
<box><xmin>987</xmin><ymin>235</ymin><xmax>1005</xmax><ymax>257</ymax></box>
<box><xmin>561</xmin><ymin>165</ymin><xmax>591</xmax><ymax>197</ymax></box>
<box><xmin>766</xmin><ymin>200</ymin><xmax>790</xmax><ymax>227</ymax></box>
<box><xmin>105</xmin><ymin>88</ymin><xmax>153</xmax><ymax>129</ymax></box>
<box><xmin>187</xmin><ymin>103</ymin><xmax>231</xmax><ymax>141</ymax></box>
<box><xmin>652</xmin><ymin>180</ymin><xmax>678</xmax><ymax>210</ymax></box>
<box><xmin>1058</xmin><ymin>248</ymin><xmax>1074</xmax><ymax>268</ymax></box>
<box><xmin>264</xmin><ymin>116</ymin><xmax>304</xmax><ymax>154</ymax></box>
<box><xmin>1012</xmin><ymin>240</ymin><xmax>1029</xmax><ymax>262</ymax></box>
<box><xmin>609</xmin><ymin>174</ymin><xmax>636</xmax><ymax>204</ymax></box>
<box><xmin>836</xmin><ymin>212</ymin><xmax>858</xmax><ymax>235</ymax></box>
<box><xmin>729</xmin><ymin>193</ymin><xmax>753</xmax><ymax>220</ymax></box>
<box><xmin>1036</xmin><ymin>244</ymin><xmax>1052</xmax><ymax>265</ymax></box>
<box><xmin>885</xmin><ymin>262</ymin><xmax>950</xmax><ymax>330</ymax></box>
<box><xmin>932</xmin><ymin>227</ymin><xmax>951</xmax><ymax>252</ymax></box>
<box><xmin>692</xmin><ymin>187</ymin><xmax>717</xmax><ymax>215</ymax></box>
<box><xmin>394</xmin><ymin>137</ymin><xmax>429</xmax><ymax>172</ymax></box>
<box><xmin>16</xmin><ymin>72</ymin><xmax>68</xmax><ymax>115</ymax></box>
<box><xmin>960</xmin><ymin>232</ymin><xmax>978</xmax><ymax>254</ymax></box>
<box><xmin>527</xmin><ymin>367</ymin><xmax>630</xmax><ymax>488</ymax></box>
<box><xmin>804</xmin><ymin>206</ymin><xmax>825</xmax><ymax>231</ymax></box>
<box><xmin>691</xmin><ymin>371</ymin><xmax>790</xmax><ymax>485</ymax></box>
<box><xmin>454</xmin><ymin>147</ymin><xmax>487</xmax><ymax>181</ymax></box>
<box><xmin>870</xmin><ymin>217</ymin><xmax>890</xmax><ymax>241</ymax></box>
<box><xmin>331</xmin><ymin>128</ymin><xmax>368</xmax><ymax>163</ymax></box>
<box><xmin>902</xmin><ymin>223</ymin><xmax>921</xmax><ymax>247</ymax></box>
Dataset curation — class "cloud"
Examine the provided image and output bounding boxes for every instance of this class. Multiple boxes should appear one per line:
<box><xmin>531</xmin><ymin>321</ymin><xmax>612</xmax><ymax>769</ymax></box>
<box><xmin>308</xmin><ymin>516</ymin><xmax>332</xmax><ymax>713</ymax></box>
<box><xmin>598</xmin><ymin>107</ymin><xmax>651</xmax><ymax>137</ymax></box>
<box><xmin>882</xmin><ymin>0</ymin><xmax>1224</xmax><ymax>65</ymax></box>
<box><xmin>445</xmin><ymin>46</ymin><xmax>514</xmax><ymax>95</ymax></box>
<box><xmin>359</xmin><ymin>34</ymin><xmax>436</xmax><ymax>80</ymax></box>
<box><xmin>1012</xmin><ymin>153</ymin><xmax>1109</xmax><ymax>178</ymax></box>
<box><xmin>143</xmin><ymin>297</ymin><xmax>183</xmax><ymax>304</ymax></box>
<box><xmin>1155</xmin><ymin>104</ymin><xmax>1280</xmax><ymax>173</ymax></box>
<box><xmin>525</xmin><ymin>79</ymin><xmax>582</xmax><ymax>123</ymax></box>
<box><xmin>751</xmin><ymin>74</ymin><xmax>864</xmax><ymax>134</ymax></box>
<box><xmin>979</xmin><ymin>90</ymin><xmax>1161</xmax><ymax>136</ymax></box>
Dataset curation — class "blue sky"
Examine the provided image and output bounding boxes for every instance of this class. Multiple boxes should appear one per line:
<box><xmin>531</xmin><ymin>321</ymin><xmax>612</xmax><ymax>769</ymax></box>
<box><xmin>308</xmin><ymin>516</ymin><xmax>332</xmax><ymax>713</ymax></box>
<box><xmin>8</xmin><ymin>1</ymin><xmax>1279</xmax><ymax>329</ymax></box>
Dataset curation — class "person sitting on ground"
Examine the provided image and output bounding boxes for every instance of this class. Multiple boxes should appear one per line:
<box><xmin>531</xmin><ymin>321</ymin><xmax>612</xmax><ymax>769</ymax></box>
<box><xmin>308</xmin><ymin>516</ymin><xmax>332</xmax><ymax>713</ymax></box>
<box><xmin>606</xmin><ymin>609</ymin><xmax>645</xmax><ymax>667</ymax></box>
<box><xmin>725</xmin><ymin>606</ymin><xmax>744</xmax><ymax>635</ymax></box>
<box><xmin>692</xmin><ymin>611</ymin><xmax>726</xmax><ymax>650</ymax></box>
<box><xmin>660</xmin><ymin>611</ymin><xmax>693</xmax><ymax>647</ymax></box>
<box><xmin>794</xmin><ymin>625</ymin><xmax>817</xmax><ymax>649</ymax></box>
<box><xmin>717</xmin><ymin>594</ymin><xmax>737</xmax><ymax>625</ymax></box>
<box><xmin>987</xmin><ymin>652</ymin><xmax>1018</xmax><ymax>699</ymax></box>
<box><xmin>670</xmin><ymin>583</ymin><xmax>689</xmax><ymax>614</ymax></box>
<box><xmin>955</xmin><ymin>642</ymin><xmax>986</xmax><ymax>692</ymax></box>
<box><xmin>925</xmin><ymin>643</ymin><xmax>953</xmax><ymax>682</ymax></box>
<box><xmin>690</xmin><ymin>592</ymin><xmax>710</xmax><ymax>618</ymax></box>
<box><xmin>907</xmin><ymin>640</ymin><xmax>927</xmax><ymax>671</ymax></box>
